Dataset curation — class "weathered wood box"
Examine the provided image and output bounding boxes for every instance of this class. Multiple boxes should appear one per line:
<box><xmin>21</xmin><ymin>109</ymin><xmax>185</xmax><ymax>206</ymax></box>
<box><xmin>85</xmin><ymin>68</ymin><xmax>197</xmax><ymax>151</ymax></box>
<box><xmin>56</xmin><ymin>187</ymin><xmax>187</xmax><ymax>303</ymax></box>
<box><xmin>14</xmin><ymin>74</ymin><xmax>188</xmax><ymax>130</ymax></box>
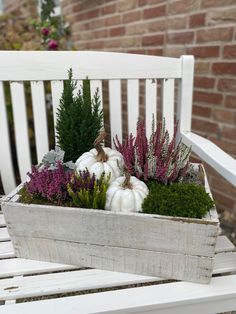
<box><xmin>2</xmin><ymin>167</ymin><xmax>219</xmax><ymax>284</ymax></box>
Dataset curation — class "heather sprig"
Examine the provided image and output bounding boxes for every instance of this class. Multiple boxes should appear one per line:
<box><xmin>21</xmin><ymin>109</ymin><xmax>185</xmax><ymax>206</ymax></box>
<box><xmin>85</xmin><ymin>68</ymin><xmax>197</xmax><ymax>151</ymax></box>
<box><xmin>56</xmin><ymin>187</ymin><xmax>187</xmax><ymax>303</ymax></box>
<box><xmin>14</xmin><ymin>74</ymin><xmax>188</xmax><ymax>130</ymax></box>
<box><xmin>67</xmin><ymin>170</ymin><xmax>110</xmax><ymax>209</ymax></box>
<box><xmin>20</xmin><ymin>161</ymin><xmax>73</xmax><ymax>206</ymax></box>
<box><xmin>114</xmin><ymin>118</ymin><xmax>191</xmax><ymax>185</ymax></box>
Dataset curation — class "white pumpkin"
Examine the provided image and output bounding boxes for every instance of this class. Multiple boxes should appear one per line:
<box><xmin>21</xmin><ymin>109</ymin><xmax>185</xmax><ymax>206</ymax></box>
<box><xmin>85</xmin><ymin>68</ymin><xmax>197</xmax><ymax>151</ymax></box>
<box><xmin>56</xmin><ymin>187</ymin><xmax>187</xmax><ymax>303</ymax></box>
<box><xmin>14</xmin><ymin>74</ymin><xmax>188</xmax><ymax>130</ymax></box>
<box><xmin>105</xmin><ymin>173</ymin><xmax>149</xmax><ymax>213</ymax></box>
<box><xmin>76</xmin><ymin>130</ymin><xmax>124</xmax><ymax>182</ymax></box>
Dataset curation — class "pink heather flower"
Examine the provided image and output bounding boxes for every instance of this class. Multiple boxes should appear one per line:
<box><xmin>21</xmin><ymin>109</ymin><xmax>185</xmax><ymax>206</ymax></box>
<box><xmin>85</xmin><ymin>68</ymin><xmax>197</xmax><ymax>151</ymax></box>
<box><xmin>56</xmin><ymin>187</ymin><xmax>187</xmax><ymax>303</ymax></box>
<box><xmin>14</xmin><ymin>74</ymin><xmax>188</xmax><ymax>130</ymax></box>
<box><xmin>26</xmin><ymin>161</ymin><xmax>72</xmax><ymax>205</ymax></box>
<box><xmin>41</xmin><ymin>28</ymin><xmax>50</xmax><ymax>36</ymax></box>
<box><xmin>48</xmin><ymin>39</ymin><xmax>58</xmax><ymax>50</ymax></box>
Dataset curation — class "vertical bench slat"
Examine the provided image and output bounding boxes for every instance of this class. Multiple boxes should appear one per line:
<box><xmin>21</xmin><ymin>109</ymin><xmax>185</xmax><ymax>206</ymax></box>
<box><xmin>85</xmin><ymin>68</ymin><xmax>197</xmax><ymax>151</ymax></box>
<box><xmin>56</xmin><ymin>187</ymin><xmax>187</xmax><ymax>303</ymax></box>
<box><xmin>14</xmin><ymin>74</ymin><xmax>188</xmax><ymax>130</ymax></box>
<box><xmin>162</xmin><ymin>79</ymin><xmax>175</xmax><ymax>138</ymax></box>
<box><xmin>177</xmin><ymin>55</ymin><xmax>194</xmax><ymax>134</ymax></box>
<box><xmin>74</xmin><ymin>80</ymin><xmax>83</xmax><ymax>96</ymax></box>
<box><xmin>145</xmin><ymin>79</ymin><xmax>157</xmax><ymax>139</ymax></box>
<box><xmin>10</xmin><ymin>82</ymin><xmax>31</xmax><ymax>182</ymax></box>
<box><xmin>31</xmin><ymin>81</ymin><xmax>49</xmax><ymax>163</ymax></box>
<box><xmin>90</xmin><ymin>80</ymin><xmax>104</xmax><ymax>124</ymax></box>
<box><xmin>51</xmin><ymin>80</ymin><xmax>64</xmax><ymax>142</ymax></box>
<box><xmin>0</xmin><ymin>82</ymin><xmax>16</xmax><ymax>193</ymax></box>
<box><xmin>109</xmin><ymin>80</ymin><xmax>122</xmax><ymax>148</ymax></box>
<box><xmin>127</xmin><ymin>79</ymin><xmax>139</xmax><ymax>135</ymax></box>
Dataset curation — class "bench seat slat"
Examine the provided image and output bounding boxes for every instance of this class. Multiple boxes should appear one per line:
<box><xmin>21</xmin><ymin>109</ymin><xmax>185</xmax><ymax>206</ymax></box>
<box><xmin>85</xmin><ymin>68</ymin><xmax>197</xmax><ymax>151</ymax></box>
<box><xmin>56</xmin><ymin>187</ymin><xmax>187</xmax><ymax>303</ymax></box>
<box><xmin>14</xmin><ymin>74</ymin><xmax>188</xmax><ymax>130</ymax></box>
<box><xmin>1</xmin><ymin>274</ymin><xmax>236</xmax><ymax>314</ymax></box>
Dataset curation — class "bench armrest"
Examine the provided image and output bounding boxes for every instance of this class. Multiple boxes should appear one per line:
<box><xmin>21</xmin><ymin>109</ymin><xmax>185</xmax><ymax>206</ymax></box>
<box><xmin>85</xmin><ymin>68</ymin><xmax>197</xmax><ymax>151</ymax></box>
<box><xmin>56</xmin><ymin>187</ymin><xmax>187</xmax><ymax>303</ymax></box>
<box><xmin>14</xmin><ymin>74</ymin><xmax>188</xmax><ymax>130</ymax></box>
<box><xmin>181</xmin><ymin>131</ymin><xmax>236</xmax><ymax>187</ymax></box>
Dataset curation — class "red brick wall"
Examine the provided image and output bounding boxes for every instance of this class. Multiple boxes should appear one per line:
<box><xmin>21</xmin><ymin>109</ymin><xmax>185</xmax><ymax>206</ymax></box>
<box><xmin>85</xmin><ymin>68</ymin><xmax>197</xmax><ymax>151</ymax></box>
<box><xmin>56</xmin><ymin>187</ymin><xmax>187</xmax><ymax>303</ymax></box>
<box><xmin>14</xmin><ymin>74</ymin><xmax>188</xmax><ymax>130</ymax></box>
<box><xmin>62</xmin><ymin>0</ymin><xmax>236</xmax><ymax>223</ymax></box>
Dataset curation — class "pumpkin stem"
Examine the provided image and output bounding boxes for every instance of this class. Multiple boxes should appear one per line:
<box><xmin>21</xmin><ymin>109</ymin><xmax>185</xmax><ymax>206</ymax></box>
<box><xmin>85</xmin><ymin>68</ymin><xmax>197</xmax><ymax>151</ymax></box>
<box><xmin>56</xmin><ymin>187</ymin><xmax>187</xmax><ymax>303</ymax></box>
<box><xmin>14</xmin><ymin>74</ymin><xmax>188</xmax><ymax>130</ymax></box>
<box><xmin>94</xmin><ymin>129</ymin><xmax>108</xmax><ymax>162</ymax></box>
<box><xmin>122</xmin><ymin>171</ymin><xmax>133</xmax><ymax>189</ymax></box>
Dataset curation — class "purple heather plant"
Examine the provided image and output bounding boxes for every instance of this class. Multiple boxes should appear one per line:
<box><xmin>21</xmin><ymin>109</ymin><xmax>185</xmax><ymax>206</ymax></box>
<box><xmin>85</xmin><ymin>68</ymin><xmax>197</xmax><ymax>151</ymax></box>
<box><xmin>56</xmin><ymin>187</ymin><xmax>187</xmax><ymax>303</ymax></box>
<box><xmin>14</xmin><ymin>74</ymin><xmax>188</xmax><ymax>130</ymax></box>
<box><xmin>22</xmin><ymin>161</ymin><xmax>73</xmax><ymax>205</ymax></box>
<box><xmin>114</xmin><ymin>118</ymin><xmax>191</xmax><ymax>185</ymax></box>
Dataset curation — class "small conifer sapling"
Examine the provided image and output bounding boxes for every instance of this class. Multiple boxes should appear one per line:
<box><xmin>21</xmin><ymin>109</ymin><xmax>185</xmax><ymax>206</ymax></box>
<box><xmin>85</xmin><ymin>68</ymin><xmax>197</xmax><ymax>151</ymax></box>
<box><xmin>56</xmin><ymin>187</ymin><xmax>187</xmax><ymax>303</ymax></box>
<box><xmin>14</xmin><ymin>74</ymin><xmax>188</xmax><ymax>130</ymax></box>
<box><xmin>56</xmin><ymin>69</ymin><xmax>103</xmax><ymax>162</ymax></box>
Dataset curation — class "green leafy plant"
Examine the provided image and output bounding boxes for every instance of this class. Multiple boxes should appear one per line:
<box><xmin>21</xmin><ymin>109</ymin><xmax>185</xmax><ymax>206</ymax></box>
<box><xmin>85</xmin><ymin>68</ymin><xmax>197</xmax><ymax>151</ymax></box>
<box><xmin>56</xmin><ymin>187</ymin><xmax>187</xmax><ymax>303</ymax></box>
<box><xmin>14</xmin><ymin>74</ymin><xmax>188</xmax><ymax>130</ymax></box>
<box><xmin>56</xmin><ymin>69</ymin><xmax>103</xmax><ymax>162</ymax></box>
<box><xmin>142</xmin><ymin>181</ymin><xmax>215</xmax><ymax>219</ymax></box>
<box><xmin>67</xmin><ymin>170</ymin><xmax>110</xmax><ymax>209</ymax></box>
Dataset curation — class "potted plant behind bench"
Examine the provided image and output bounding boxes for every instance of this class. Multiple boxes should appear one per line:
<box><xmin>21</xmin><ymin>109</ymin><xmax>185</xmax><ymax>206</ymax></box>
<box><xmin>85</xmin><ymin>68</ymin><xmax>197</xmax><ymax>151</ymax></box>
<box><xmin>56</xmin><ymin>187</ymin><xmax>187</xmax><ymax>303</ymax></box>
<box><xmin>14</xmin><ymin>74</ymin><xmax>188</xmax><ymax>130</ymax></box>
<box><xmin>2</xmin><ymin>71</ymin><xmax>219</xmax><ymax>284</ymax></box>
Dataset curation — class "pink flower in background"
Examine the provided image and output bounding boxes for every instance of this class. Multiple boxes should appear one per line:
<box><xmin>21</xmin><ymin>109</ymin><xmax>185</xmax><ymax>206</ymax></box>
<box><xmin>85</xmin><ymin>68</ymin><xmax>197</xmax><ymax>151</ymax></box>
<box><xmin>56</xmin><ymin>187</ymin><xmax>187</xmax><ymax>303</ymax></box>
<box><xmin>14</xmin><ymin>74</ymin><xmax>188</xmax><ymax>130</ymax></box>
<box><xmin>41</xmin><ymin>28</ymin><xmax>50</xmax><ymax>36</ymax></box>
<box><xmin>48</xmin><ymin>39</ymin><xmax>58</xmax><ymax>50</ymax></box>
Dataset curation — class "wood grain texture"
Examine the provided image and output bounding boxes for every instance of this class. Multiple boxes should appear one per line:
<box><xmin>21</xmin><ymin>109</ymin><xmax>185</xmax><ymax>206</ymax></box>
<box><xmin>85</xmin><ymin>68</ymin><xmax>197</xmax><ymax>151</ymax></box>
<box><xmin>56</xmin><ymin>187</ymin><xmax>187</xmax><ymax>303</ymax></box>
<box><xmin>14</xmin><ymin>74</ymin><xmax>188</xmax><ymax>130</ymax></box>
<box><xmin>0</xmin><ymin>82</ymin><xmax>16</xmax><ymax>194</ymax></box>
<box><xmin>10</xmin><ymin>82</ymin><xmax>31</xmax><ymax>182</ymax></box>
<box><xmin>12</xmin><ymin>236</ymin><xmax>213</xmax><ymax>284</ymax></box>
<box><xmin>3</xmin><ymin>202</ymin><xmax>218</xmax><ymax>258</ymax></box>
<box><xmin>0</xmin><ymin>51</ymin><xmax>182</xmax><ymax>80</ymax></box>
<box><xmin>2</xmin><ymin>275</ymin><xmax>236</xmax><ymax>314</ymax></box>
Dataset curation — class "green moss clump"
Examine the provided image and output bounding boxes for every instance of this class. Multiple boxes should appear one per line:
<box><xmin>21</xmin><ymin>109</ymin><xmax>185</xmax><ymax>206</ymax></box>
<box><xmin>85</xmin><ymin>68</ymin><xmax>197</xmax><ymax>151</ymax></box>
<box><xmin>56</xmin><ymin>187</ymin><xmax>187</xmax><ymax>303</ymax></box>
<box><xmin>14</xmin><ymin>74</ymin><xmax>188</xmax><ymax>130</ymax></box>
<box><xmin>142</xmin><ymin>182</ymin><xmax>215</xmax><ymax>219</ymax></box>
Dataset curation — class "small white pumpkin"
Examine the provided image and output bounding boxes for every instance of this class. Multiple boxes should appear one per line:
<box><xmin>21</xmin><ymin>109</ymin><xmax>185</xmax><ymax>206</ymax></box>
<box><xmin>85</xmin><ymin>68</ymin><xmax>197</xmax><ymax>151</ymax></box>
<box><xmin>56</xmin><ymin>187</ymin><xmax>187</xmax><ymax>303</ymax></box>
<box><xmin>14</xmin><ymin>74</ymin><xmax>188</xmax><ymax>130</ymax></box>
<box><xmin>105</xmin><ymin>172</ymin><xmax>149</xmax><ymax>213</ymax></box>
<box><xmin>76</xmin><ymin>130</ymin><xmax>124</xmax><ymax>182</ymax></box>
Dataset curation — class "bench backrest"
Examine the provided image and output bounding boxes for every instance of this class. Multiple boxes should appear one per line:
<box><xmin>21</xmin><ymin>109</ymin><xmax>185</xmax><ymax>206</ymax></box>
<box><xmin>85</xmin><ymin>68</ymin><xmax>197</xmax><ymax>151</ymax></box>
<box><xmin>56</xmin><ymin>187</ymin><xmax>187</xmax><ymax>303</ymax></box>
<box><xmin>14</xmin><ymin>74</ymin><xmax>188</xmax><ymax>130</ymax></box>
<box><xmin>0</xmin><ymin>51</ymin><xmax>194</xmax><ymax>194</ymax></box>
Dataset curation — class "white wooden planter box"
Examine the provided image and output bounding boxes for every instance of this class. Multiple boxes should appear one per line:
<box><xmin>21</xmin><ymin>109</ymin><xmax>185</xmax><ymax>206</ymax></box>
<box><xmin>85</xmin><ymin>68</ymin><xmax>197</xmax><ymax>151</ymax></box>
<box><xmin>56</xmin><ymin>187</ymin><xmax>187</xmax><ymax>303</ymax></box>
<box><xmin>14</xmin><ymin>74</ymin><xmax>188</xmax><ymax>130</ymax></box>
<box><xmin>1</xmin><ymin>166</ymin><xmax>219</xmax><ymax>284</ymax></box>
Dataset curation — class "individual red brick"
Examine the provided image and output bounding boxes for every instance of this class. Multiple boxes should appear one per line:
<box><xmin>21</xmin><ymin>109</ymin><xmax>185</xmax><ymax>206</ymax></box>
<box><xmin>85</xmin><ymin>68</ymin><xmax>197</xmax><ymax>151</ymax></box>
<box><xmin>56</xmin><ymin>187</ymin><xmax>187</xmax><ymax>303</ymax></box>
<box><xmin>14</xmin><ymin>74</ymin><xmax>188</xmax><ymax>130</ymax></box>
<box><xmin>194</xmin><ymin>77</ymin><xmax>215</xmax><ymax>89</ymax></box>
<box><xmin>225</xmin><ymin>95</ymin><xmax>236</xmax><ymax>109</ymax></box>
<box><xmin>187</xmin><ymin>46</ymin><xmax>220</xmax><ymax>58</ymax></box>
<box><xmin>93</xmin><ymin>29</ymin><xmax>108</xmax><ymax>39</ymax></box>
<box><xmin>218</xmin><ymin>79</ymin><xmax>236</xmax><ymax>92</ymax></box>
<box><xmin>118</xmin><ymin>0</ymin><xmax>137</xmax><ymax>12</ymax></box>
<box><xmin>168</xmin><ymin>0</ymin><xmax>200</xmax><ymax>14</ymax></box>
<box><xmin>166</xmin><ymin>31</ymin><xmax>194</xmax><ymax>44</ymax></box>
<box><xmin>212</xmin><ymin>109</ymin><xmax>233</xmax><ymax>124</ymax></box>
<box><xmin>167</xmin><ymin>16</ymin><xmax>187</xmax><ymax>30</ymax></box>
<box><xmin>105</xmin><ymin>39</ymin><xmax>122</xmax><ymax>48</ymax></box>
<box><xmin>89</xmin><ymin>41</ymin><xmax>105</xmax><ymax>49</ymax></box>
<box><xmin>192</xmin><ymin>105</ymin><xmax>212</xmax><ymax>117</ymax></box>
<box><xmin>224</xmin><ymin>45</ymin><xmax>236</xmax><ymax>59</ymax></box>
<box><xmin>212</xmin><ymin>190</ymin><xmax>235</xmax><ymax>210</ymax></box>
<box><xmin>221</xmin><ymin>127</ymin><xmax>236</xmax><ymax>145</ymax></box>
<box><xmin>195</xmin><ymin>62</ymin><xmax>210</xmax><ymax>74</ymax></box>
<box><xmin>193</xmin><ymin>91</ymin><xmax>222</xmax><ymax>105</ymax></box>
<box><xmin>142</xmin><ymin>34</ymin><xmax>164</xmax><ymax>46</ymax></box>
<box><xmin>143</xmin><ymin>4</ymin><xmax>166</xmax><ymax>19</ymax></box>
<box><xmin>101</xmin><ymin>4</ymin><xmax>117</xmax><ymax>15</ymax></box>
<box><xmin>146</xmin><ymin>48</ymin><xmax>163</xmax><ymax>56</ymax></box>
<box><xmin>87</xmin><ymin>9</ymin><xmax>100</xmax><ymax>19</ymax></box>
<box><xmin>139</xmin><ymin>0</ymin><xmax>166</xmax><ymax>5</ymax></box>
<box><xmin>201</xmin><ymin>0</ymin><xmax>235</xmax><ymax>8</ymax></box>
<box><xmin>110</xmin><ymin>27</ymin><xmax>125</xmax><ymax>37</ymax></box>
<box><xmin>196</xmin><ymin>27</ymin><xmax>233</xmax><ymax>43</ymax></box>
<box><xmin>192</xmin><ymin>118</ymin><xmax>218</xmax><ymax>134</ymax></box>
<box><xmin>212</xmin><ymin>63</ymin><xmax>236</xmax><ymax>75</ymax></box>
<box><xmin>189</xmin><ymin>13</ymin><xmax>205</xmax><ymax>27</ymax></box>
<box><xmin>127</xmin><ymin>49</ymin><xmax>146</xmax><ymax>54</ymax></box>
<box><xmin>207</xmin><ymin>8</ymin><xmax>236</xmax><ymax>26</ymax></box>
<box><xmin>146</xmin><ymin>19</ymin><xmax>167</xmax><ymax>32</ymax></box>
<box><xmin>105</xmin><ymin>15</ymin><xmax>121</xmax><ymax>26</ymax></box>
<box><xmin>210</xmin><ymin>175</ymin><xmax>236</xmax><ymax>199</ymax></box>
<box><xmin>123</xmin><ymin>11</ymin><xmax>141</xmax><ymax>23</ymax></box>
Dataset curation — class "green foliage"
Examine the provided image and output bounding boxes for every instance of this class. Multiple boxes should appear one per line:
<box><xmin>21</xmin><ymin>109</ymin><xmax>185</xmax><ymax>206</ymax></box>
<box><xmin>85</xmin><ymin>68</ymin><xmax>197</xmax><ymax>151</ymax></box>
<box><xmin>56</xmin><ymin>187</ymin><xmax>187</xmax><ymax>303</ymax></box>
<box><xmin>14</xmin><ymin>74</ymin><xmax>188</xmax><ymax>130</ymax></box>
<box><xmin>67</xmin><ymin>171</ymin><xmax>110</xmax><ymax>210</ymax></box>
<box><xmin>142</xmin><ymin>181</ymin><xmax>215</xmax><ymax>219</ymax></box>
<box><xmin>40</xmin><ymin>0</ymin><xmax>55</xmax><ymax>22</ymax></box>
<box><xmin>56</xmin><ymin>69</ymin><xmax>103</xmax><ymax>162</ymax></box>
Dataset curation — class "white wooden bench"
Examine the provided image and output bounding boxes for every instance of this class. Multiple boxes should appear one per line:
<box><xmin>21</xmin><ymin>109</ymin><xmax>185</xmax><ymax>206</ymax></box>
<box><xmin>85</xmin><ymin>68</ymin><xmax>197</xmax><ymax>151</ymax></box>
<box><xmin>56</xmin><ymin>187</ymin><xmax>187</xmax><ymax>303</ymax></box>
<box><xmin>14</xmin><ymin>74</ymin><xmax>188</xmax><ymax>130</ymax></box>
<box><xmin>0</xmin><ymin>51</ymin><xmax>236</xmax><ymax>313</ymax></box>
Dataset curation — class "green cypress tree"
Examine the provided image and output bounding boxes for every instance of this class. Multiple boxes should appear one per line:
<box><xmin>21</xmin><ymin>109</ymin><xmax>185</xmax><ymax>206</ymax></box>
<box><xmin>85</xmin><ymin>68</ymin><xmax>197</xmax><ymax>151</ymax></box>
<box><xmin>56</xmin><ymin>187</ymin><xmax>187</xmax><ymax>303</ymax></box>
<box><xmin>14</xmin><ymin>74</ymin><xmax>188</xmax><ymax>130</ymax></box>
<box><xmin>56</xmin><ymin>69</ymin><xmax>103</xmax><ymax>162</ymax></box>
